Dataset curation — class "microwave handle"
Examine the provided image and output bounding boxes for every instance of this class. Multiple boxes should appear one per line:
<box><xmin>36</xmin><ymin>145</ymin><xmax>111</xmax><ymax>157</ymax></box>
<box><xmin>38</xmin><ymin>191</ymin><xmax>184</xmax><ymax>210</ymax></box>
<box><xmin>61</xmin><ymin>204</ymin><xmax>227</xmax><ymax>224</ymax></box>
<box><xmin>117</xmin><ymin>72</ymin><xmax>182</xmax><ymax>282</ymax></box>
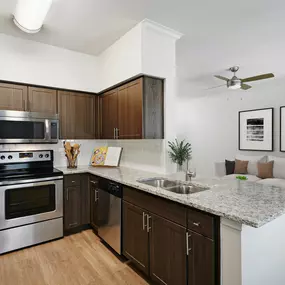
<box><xmin>45</xmin><ymin>119</ymin><xmax>51</xmax><ymax>141</ymax></box>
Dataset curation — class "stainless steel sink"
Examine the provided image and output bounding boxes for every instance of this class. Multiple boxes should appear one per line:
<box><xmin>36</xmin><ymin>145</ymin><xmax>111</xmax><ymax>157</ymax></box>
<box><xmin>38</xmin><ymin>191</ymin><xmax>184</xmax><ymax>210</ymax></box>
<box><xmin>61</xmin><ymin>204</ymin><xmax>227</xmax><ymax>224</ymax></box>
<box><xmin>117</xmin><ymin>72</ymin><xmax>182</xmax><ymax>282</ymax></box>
<box><xmin>137</xmin><ymin>177</ymin><xmax>209</xmax><ymax>195</ymax></box>
<box><xmin>166</xmin><ymin>184</ymin><xmax>208</xmax><ymax>194</ymax></box>
<box><xmin>137</xmin><ymin>177</ymin><xmax>177</xmax><ymax>188</ymax></box>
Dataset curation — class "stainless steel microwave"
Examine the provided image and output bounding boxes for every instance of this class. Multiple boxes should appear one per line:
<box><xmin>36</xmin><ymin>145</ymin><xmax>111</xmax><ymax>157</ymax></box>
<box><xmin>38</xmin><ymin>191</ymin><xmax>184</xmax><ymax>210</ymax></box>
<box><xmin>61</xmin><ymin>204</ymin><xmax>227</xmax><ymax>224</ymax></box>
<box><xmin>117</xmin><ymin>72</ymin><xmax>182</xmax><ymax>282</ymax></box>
<box><xmin>0</xmin><ymin>110</ymin><xmax>59</xmax><ymax>144</ymax></box>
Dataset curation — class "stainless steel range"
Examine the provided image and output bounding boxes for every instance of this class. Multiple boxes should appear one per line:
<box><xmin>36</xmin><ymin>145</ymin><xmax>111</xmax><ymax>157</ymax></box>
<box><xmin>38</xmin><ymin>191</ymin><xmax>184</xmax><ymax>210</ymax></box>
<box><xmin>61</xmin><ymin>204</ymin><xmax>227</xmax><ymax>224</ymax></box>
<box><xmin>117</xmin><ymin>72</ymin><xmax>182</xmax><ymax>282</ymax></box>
<box><xmin>0</xmin><ymin>150</ymin><xmax>63</xmax><ymax>254</ymax></box>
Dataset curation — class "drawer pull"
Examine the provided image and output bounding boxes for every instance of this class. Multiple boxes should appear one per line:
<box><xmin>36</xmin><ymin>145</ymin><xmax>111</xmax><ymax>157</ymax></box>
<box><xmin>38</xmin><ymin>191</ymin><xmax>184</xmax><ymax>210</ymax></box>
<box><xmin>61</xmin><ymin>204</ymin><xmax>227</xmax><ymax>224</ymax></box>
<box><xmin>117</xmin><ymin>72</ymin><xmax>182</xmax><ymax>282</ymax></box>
<box><xmin>71</xmin><ymin>180</ymin><xmax>76</xmax><ymax>183</ymax></box>
<box><xmin>90</xmin><ymin>180</ymin><xmax>98</xmax><ymax>185</ymax></box>
<box><xmin>193</xmin><ymin>222</ymin><xmax>200</xmax><ymax>227</ymax></box>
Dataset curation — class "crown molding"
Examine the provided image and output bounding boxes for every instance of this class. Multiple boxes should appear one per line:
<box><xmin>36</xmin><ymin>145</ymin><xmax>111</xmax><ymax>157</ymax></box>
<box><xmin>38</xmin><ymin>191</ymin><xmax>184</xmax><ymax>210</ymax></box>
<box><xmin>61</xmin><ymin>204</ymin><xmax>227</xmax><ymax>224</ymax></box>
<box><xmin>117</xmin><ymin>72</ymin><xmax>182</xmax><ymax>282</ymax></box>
<box><xmin>141</xmin><ymin>18</ymin><xmax>183</xmax><ymax>40</ymax></box>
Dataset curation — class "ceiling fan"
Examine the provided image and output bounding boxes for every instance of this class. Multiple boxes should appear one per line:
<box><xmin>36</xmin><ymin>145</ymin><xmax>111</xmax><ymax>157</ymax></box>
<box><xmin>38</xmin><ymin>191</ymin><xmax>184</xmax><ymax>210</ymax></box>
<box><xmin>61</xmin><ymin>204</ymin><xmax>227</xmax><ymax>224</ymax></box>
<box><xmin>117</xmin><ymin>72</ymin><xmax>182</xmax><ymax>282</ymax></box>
<box><xmin>212</xmin><ymin>66</ymin><xmax>274</xmax><ymax>90</ymax></box>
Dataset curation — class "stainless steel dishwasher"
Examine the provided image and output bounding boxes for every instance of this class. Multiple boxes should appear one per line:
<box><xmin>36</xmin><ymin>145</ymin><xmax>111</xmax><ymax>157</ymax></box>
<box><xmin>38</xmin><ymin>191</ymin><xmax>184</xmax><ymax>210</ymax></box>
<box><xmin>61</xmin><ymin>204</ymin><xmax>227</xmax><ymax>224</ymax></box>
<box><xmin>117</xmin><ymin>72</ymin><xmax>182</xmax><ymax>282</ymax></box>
<box><xmin>97</xmin><ymin>178</ymin><xmax>122</xmax><ymax>254</ymax></box>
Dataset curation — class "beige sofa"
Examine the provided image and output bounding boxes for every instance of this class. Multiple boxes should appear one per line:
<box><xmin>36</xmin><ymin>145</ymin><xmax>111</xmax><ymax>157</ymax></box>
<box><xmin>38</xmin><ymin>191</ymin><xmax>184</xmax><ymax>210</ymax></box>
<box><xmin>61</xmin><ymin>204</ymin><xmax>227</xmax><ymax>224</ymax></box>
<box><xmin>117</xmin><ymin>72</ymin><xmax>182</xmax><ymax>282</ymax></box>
<box><xmin>215</xmin><ymin>155</ymin><xmax>285</xmax><ymax>188</ymax></box>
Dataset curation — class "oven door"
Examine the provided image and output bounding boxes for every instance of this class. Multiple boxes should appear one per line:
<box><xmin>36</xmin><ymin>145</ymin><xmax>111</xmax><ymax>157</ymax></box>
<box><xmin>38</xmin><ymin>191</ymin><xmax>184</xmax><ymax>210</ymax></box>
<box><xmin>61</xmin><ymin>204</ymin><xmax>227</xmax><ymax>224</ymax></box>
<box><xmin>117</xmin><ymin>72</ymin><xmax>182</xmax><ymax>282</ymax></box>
<box><xmin>0</xmin><ymin>177</ymin><xmax>63</xmax><ymax>230</ymax></box>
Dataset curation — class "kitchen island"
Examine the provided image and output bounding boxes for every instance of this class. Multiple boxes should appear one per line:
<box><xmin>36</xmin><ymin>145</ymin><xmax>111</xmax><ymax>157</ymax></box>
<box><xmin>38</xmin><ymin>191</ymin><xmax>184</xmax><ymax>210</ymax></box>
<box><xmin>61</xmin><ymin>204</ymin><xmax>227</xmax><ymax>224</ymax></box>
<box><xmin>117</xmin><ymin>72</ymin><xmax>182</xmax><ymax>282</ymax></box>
<box><xmin>57</xmin><ymin>165</ymin><xmax>285</xmax><ymax>285</ymax></box>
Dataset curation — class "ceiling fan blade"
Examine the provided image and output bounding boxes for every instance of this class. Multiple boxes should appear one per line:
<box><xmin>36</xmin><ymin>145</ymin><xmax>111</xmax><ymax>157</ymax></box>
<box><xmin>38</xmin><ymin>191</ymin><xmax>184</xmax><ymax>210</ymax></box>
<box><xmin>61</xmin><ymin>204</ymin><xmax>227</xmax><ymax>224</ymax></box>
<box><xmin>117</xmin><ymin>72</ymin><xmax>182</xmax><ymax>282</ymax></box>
<box><xmin>241</xmin><ymin>83</ymin><xmax>252</xmax><ymax>90</ymax></box>
<box><xmin>214</xmin><ymin>75</ymin><xmax>229</xmax><ymax>81</ymax></box>
<box><xmin>242</xmin><ymin>73</ymin><xmax>274</xmax><ymax>83</ymax></box>
<box><xmin>206</xmin><ymin>84</ymin><xmax>225</xmax><ymax>90</ymax></box>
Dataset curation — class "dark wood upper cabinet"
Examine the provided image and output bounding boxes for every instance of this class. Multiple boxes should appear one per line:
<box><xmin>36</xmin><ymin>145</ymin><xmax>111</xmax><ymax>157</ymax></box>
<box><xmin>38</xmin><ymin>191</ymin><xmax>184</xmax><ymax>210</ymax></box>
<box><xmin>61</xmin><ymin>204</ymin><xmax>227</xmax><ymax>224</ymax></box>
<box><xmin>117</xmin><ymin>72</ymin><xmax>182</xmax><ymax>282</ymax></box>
<box><xmin>100</xmin><ymin>76</ymin><xmax>164</xmax><ymax>139</ymax></box>
<box><xmin>123</xmin><ymin>201</ymin><xmax>149</xmax><ymax>275</ymax></box>
<box><xmin>64</xmin><ymin>185</ymin><xmax>81</xmax><ymax>230</ymax></box>
<box><xmin>118</xmin><ymin>79</ymin><xmax>143</xmax><ymax>139</ymax></box>
<box><xmin>58</xmin><ymin>91</ymin><xmax>98</xmax><ymax>139</ymax></box>
<box><xmin>149</xmin><ymin>214</ymin><xmax>187</xmax><ymax>285</ymax></box>
<box><xmin>188</xmin><ymin>230</ymin><xmax>215</xmax><ymax>285</ymax></box>
<box><xmin>101</xmin><ymin>89</ymin><xmax>118</xmax><ymax>139</ymax></box>
<box><xmin>58</xmin><ymin>91</ymin><xmax>76</xmax><ymax>139</ymax></box>
<box><xmin>0</xmin><ymin>83</ymin><xmax>28</xmax><ymax>111</ymax></box>
<box><xmin>27</xmin><ymin>87</ymin><xmax>57</xmax><ymax>114</ymax></box>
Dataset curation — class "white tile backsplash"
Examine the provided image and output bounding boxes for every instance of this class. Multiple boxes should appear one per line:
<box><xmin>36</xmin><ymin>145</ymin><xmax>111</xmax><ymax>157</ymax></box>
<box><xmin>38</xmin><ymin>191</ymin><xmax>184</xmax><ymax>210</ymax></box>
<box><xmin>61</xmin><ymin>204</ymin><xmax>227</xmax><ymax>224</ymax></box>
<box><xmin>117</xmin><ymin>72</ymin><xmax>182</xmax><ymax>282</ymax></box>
<box><xmin>0</xmin><ymin>139</ymin><xmax>166</xmax><ymax>172</ymax></box>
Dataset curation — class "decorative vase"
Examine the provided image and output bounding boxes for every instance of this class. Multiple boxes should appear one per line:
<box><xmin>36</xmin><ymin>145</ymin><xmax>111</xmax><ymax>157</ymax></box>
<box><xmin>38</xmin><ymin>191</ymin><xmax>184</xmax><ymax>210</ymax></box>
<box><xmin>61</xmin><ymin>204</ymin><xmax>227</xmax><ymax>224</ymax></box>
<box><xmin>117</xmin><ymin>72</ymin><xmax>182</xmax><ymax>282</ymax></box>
<box><xmin>176</xmin><ymin>164</ymin><xmax>183</xmax><ymax>172</ymax></box>
<box><xmin>67</xmin><ymin>157</ymin><xmax>78</xmax><ymax>169</ymax></box>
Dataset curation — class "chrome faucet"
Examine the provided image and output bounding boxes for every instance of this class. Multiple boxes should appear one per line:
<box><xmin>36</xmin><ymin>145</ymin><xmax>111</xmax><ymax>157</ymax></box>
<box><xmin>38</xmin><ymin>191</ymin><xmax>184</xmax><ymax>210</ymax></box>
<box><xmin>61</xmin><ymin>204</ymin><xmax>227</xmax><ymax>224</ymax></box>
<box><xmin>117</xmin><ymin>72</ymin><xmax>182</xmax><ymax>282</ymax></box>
<box><xmin>185</xmin><ymin>160</ymin><xmax>196</xmax><ymax>181</ymax></box>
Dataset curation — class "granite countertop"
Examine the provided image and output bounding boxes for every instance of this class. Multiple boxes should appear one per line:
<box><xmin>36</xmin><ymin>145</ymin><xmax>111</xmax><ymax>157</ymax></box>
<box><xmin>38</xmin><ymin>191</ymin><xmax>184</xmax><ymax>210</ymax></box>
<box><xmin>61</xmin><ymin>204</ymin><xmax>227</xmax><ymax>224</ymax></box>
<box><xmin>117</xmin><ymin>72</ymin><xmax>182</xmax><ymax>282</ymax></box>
<box><xmin>56</xmin><ymin>165</ymin><xmax>285</xmax><ymax>228</ymax></box>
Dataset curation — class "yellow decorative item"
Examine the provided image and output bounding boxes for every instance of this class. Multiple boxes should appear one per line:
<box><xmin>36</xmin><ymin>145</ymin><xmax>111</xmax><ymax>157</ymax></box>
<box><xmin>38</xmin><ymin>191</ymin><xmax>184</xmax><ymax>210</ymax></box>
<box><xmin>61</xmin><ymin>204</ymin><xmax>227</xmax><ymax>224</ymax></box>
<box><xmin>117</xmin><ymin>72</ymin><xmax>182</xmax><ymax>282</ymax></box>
<box><xmin>90</xmin><ymin>146</ymin><xmax>122</xmax><ymax>167</ymax></box>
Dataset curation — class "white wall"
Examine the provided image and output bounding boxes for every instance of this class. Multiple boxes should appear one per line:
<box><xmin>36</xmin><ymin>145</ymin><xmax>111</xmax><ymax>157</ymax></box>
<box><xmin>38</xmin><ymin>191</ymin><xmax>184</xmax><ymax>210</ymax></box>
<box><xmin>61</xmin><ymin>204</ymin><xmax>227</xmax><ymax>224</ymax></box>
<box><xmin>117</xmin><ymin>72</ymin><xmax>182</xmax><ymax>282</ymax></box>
<box><xmin>98</xmin><ymin>23</ymin><xmax>143</xmax><ymax>90</ymax></box>
<box><xmin>0</xmin><ymin>33</ymin><xmax>100</xmax><ymax>92</ymax></box>
<box><xmin>175</xmin><ymin>31</ymin><xmax>285</xmax><ymax>177</ymax></box>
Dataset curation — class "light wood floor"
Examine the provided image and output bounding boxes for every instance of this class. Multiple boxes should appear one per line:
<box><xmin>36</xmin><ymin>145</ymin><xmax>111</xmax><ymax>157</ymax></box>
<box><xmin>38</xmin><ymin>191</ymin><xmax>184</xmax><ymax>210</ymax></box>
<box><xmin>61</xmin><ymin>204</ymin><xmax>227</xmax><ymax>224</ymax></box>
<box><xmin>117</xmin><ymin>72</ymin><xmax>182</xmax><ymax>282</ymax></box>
<box><xmin>0</xmin><ymin>229</ymin><xmax>149</xmax><ymax>285</ymax></box>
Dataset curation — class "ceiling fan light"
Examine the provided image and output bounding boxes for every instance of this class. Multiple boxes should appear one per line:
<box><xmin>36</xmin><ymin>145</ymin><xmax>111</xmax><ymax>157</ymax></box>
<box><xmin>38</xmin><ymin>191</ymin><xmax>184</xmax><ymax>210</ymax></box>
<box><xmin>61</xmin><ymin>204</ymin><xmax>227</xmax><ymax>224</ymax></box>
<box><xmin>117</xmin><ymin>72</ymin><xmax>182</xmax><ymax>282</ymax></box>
<box><xmin>13</xmin><ymin>0</ymin><xmax>53</xmax><ymax>34</ymax></box>
<box><xmin>228</xmin><ymin>84</ymin><xmax>241</xmax><ymax>90</ymax></box>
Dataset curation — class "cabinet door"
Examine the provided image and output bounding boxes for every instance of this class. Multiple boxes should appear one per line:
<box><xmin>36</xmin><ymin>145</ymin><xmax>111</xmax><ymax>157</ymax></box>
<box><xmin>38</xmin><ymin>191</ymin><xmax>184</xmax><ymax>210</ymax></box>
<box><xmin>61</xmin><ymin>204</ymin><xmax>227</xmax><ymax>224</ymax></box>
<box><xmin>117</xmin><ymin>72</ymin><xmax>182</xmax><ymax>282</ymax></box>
<box><xmin>58</xmin><ymin>91</ymin><xmax>76</xmax><ymax>139</ymax></box>
<box><xmin>74</xmin><ymin>93</ymin><xmax>96</xmax><ymax>139</ymax></box>
<box><xmin>28</xmin><ymin>87</ymin><xmax>57</xmax><ymax>113</ymax></box>
<box><xmin>64</xmin><ymin>186</ymin><xmax>81</xmax><ymax>230</ymax></box>
<box><xmin>90</xmin><ymin>178</ymin><xmax>99</xmax><ymax>230</ymax></box>
<box><xmin>123</xmin><ymin>201</ymin><xmax>149</xmax><ymax>275</ymax></box>
<box><xmin>0</xmin><ymin>83</ymin><xmax>28</xmax><ymax>111</ymax></box>
<box><xmin>118</xmin><ymin>79</ymin><xmax>143</xmax><ymax>139</ymax></box>
<box><xmin>101</xmin><ymin>89</ymin><xmax>118</xmax><ymax>139</ymax></box>
<box><xmin>150</xmin><ymin>214</ymin><xmax>187</xmax><ymax>285</ymax></box>
<box><xmin>188</xmin><ymin>230</ymin><xmax>215</xmax><ymax>285</ymax></box>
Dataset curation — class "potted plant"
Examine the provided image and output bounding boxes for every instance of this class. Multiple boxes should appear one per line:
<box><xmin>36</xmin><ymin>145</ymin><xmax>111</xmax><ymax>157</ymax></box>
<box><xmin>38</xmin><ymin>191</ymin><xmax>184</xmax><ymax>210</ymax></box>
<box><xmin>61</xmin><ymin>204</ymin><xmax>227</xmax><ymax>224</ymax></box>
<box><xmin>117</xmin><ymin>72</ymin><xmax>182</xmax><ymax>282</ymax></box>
<box><xmin>168</xmin><ymin>139</ymin><xmax>192</xmax><ymax>172</ymax></box>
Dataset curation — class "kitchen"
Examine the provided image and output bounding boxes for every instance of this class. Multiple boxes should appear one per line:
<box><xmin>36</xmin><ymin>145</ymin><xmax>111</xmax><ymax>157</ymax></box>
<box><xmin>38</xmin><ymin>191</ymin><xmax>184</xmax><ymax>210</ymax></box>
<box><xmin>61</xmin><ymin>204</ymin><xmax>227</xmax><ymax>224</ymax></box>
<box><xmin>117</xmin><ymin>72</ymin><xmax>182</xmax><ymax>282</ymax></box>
<box><xmin>1</xmin><ymin>1</ymin><xmax>285</xmax><ymax>285</ymax></box>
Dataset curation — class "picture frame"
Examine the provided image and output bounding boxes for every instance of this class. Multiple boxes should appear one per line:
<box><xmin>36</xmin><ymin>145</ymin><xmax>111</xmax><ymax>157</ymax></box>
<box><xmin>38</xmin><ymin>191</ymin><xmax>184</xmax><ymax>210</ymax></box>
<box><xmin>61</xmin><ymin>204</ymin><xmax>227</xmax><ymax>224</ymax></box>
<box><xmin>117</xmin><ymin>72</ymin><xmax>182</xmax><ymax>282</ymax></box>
<box><xmin>280</xmin><ymin>106</ymin><xmax>285</xmax><ymax>152</ymax></box>
<box><xmin>238</xmin><ymin>108</ymin><xmax>274</xmax><ymax>151</ymax></box>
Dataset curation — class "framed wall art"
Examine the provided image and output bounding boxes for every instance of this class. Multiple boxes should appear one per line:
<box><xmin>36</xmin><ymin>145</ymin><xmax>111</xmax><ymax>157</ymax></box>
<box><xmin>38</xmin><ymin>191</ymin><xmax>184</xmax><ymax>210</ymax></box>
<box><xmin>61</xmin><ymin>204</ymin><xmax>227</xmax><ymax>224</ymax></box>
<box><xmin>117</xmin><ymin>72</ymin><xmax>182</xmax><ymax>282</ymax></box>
<box><xmin>280</xmin><ymin>106</ymin><xmax>285</xmax><ymax>152</ymax></box>
<box><xmin>239</xmin><ymin>108</ymin><xmax>274</xmax><ymax>151</ymax></box>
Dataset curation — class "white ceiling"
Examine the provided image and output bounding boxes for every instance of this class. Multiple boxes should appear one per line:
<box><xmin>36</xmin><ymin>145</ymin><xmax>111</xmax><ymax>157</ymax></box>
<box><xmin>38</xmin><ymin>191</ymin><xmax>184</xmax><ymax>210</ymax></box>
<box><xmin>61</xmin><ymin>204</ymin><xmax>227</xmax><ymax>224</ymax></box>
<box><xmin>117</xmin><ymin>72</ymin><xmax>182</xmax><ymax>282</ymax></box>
<box><xmin>0</xmin><ymin>0</ymin><xmax>283</xmax><ymax>56</ymax></box>
<box><xmin>0</xmin><ymin>0</ymin><xmax>284</xmax><ymax>89</ymax></box>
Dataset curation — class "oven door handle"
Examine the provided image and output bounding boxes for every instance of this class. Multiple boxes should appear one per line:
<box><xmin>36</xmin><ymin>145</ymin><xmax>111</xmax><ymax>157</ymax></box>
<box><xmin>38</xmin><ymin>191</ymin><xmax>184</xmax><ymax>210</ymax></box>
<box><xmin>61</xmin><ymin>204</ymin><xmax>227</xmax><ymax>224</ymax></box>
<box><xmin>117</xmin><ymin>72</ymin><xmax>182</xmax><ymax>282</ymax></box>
<box><xmin>1</xmin><ymin>182</ymin><xmax>56</xmax><ymax>190</ymax></box>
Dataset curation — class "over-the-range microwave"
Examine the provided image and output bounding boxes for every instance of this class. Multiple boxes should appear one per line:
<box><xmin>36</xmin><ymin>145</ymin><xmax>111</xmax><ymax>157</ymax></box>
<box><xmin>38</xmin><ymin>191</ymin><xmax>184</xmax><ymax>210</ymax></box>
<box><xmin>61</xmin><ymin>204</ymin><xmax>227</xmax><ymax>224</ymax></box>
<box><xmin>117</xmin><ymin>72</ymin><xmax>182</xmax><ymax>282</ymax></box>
<box><xmin>0</xmin><ymin>110</ymin><xmax>59</xmax><ymax>144</ymax></box>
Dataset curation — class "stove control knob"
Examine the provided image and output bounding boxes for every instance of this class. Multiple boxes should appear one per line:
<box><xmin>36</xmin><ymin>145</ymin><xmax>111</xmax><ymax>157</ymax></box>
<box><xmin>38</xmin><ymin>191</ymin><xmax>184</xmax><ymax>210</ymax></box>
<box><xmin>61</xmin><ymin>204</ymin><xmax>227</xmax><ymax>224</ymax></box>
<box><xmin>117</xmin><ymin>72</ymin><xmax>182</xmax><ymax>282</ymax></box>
<box><xmin>45</xmin><ymin>154</ymin><xmax>49</xmax><ymax>158</ymax></box>
<box><xmin>8</xmin><ymin>155</ymin><xmax>13</xmax><ymax>160</ymax></box>
<box><xmin>0</xmin><ymin>155</ymin><xmax>5</xmax><ymax>160</ymax></box>
<box><xmin>39</xmin><ymin>154</ymin><xmax>43</xmax><ymax>158</ymax></box>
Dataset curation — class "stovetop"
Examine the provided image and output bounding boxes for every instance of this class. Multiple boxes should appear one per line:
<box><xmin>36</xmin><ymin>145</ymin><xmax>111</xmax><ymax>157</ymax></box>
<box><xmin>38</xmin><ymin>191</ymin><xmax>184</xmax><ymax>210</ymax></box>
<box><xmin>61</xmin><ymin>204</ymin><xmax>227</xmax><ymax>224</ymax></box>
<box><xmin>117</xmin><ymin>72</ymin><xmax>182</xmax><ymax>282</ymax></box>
<box><xmin>0</xmin><ymin>150</ymin><xmax>63</xmax><ymax>184</ymax></box>
<box><xmin>0</xmin><ymin>167</ymin><xmax>63</xmax><ymax>182</ymax></box>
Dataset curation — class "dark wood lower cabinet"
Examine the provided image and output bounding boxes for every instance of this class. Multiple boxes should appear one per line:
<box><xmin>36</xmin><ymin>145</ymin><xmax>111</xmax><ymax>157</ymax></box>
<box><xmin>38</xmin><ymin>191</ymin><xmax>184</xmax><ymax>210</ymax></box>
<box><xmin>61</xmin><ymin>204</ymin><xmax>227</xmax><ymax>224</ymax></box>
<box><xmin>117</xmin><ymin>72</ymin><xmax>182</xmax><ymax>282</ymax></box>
<box><xmin>150</xmin><ymin>214</ymin><xmax>187</xmax><ymax>285</ymax></box>
<box><xmin>188</xmin><ymin>230</ymin><xmax>215</xmax><ymax>285</ymax></box>
<box><xmin>64</xmin><ymin>174</ymin><xmax>91</xmax><ymax>232</ymax></box>
<box><xmin>123</xmin><ymin>201</ymin><xmax>149</xmax><ymax>275</ymax></box>
<box><xmin>64</xmin><ymin>185</ymin><xmax>81</xmax><ymax>230</ymax></box>
<box><xmin>90</xmin><ymin>176</ymin><xmax>99</xmax><ymax>230</ymax></box>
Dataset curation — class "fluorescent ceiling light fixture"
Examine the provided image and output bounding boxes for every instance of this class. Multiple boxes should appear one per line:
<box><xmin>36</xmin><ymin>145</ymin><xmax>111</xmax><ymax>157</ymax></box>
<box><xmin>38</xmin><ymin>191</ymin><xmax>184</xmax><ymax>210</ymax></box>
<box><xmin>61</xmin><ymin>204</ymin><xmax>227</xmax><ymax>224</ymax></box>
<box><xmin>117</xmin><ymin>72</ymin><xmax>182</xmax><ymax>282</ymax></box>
<box><xmin>13</xmin><ymin>0</ymin><xmax>53</xmax><ymax>33</ymax></box>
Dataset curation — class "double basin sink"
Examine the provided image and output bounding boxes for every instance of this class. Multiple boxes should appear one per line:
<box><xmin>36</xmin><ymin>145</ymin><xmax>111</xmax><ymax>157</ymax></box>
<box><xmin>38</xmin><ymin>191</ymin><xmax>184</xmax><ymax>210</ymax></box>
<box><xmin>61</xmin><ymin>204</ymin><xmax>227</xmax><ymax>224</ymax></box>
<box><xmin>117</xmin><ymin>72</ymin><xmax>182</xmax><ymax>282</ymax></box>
<box><xmin>137</xmin><ymin>177</ymin><xmax>209</xmax><ymax>195</ymax></box>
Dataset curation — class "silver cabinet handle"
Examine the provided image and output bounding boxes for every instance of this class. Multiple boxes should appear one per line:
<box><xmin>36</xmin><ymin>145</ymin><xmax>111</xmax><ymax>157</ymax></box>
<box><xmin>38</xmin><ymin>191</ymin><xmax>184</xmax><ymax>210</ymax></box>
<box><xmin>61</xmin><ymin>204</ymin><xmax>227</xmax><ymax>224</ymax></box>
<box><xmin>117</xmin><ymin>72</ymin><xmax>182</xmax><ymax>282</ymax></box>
<box><xmin>95</xmin><ymin>189</ymin><xmax>99</xmax><ymax>202</ymax></box>
<box><xmin>147</xmin><ymin>214</ymin><xmax>152</xmax><ymax>232</ymax></box>
<box><xmin>66</xmin><ymin>188</ymin><xmax>69</xmax><ymax>201</ymax></box>
<box><xmin>186</xmin><ymin>232</ymin><xmax>192</xmax><ymax>255</ymax></box>
<box><xmin>193</xmin><ymin>222</ymin><xmax>200</xmax><ymax>227</ymax></box>
<box><xmin>90</xmin><ymin>180</ymin><xmax>98</xmax><ymax>185</ymax></box>
<box><xmin>71</xmin><ymin>180</ymin><xmax>76</xmax><ymax>183</ymax></box>
<box><xmin>116</xmin><ymin>128</ymin><xmax>119</xmax><ymax>139</ymax></box>
<box><xmin>113</xmin><ymin>128</ymin><xmax>116</xmax><ymax>139</ymax></box>
<box><xmin>142</xmin><ymin>212</ymin><xmax>146</xmax><ymax>230</ymax></box>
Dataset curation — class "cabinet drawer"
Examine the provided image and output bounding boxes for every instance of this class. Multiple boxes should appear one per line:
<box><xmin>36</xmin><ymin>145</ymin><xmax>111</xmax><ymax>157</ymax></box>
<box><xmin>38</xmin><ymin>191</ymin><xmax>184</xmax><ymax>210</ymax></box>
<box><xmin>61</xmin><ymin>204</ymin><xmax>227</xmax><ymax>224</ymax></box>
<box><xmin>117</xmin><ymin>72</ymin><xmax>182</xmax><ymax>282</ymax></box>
<box><xmin>187</xmin><ymin>208</ymin><xmax>215</xmax><ymax>239</ymax></box>
<box><xmin>64</xmin><ymin>174</ymin><xmax>81</xmax><ymax>187</ymax></box>
<box><xmin>123</xmin><ymin>187</ymin><xmax>187</xmax><ymax>227</ymax></box>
